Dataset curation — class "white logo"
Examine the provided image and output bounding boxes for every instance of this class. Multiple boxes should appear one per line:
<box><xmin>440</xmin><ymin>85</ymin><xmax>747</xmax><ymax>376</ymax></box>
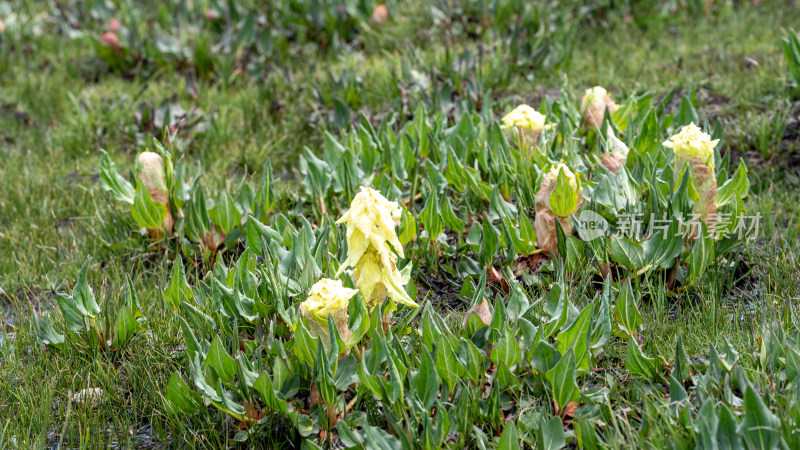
<box><xmin>576</xmin><ymin>210</ymin><xmax>609</xmax><ymax>241</ymax></box>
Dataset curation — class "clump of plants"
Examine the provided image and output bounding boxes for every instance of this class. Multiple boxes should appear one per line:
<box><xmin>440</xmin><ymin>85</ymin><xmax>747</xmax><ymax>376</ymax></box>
<box><xmin>34</xmin><ymin>258</ymin><xmax>146</xmax><ymax>353</ymax></box>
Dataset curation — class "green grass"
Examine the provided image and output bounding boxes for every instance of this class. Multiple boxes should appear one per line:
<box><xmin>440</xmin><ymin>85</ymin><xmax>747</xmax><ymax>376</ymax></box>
<box><xmin>1</xmin><ymin>1</ymin><xmax>800</xmax><ymax>447</ymax></box>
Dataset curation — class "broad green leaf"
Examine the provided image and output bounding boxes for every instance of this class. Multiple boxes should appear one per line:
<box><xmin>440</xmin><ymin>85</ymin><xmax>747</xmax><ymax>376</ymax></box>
<box><xmin>549</xmin><ymin>168</ymin><xmax>578</xmax><ymax>217</ymax></box>
<box><xmin>739</xmin><ymin>386</ymin><xmax>780</xmax><ymax>450</ymax></box>
<box><xmin>546</xmin><ymin>350</ymin><xmax>579</xmax><ymax>412</ymax></box>
<box><xmin>34</xmin><ymin>313</ymin><xmax>65</xmax><ymax>349</ymax></box>
<box><xmin>98</xmin><ymin>150</ymin><xmax>135</xmax><ymax>204</ymax></box>
<box><xmin>497</xmin><ymin>421</ymin><xmax>520</xmax><ymax>450</ymax></box>
<box><xmin>490</xmin><ymin>327</ymin><xmax>522</xmax><ymax>368</ymax></box>
<box><xmin>163</xmin><ymin>372</ymin><xmax>202</xmax><ymax>415</ymax></box>
<box><xmin>435</xmin><ymin>339</ymin><xmax>466</xmax><ymax>393</ymax></box>
<box><xmin>687</xmin><ymin>222</ymin><xmax>714</xmax><ymax>283</ymax></box>
<box><xmin>590</xmin><ymin>279</ymin><xmax>612</xmax><ymax>351</ymax></box>
<box><xmin>610</xmin><ymin>235</ymin><xmax>645</xmax><ymax>270</ymax></box>
<box><xmin>694</xmin><ymin>400</ymin><xmax>719</xmax><ymax>450</ymax></box>
<box><xmin>205</xmin><ymin>335</ymin><xmax>237</xmax><ymax>383</ymax></box>
<box><xmin>614</xmin><ymin>279</ymin><xmax>642</xmax><ymax>339</ymax></box>
<box><xmin>209</xmin><ymin>190</ymin><xmax>242</xmax><ymax>235</ymax></box>
<box><xmin>717</xmin><ymin>159</ymin><xmax>750</xmax><ymax>206</ymax></box>
<box><xmin>163</xmin><ymin>256</ymin><xmax>193</xmax><ymax>312</ymax></box>
<box><xmin>539</xmin><ymin>416</ymin><xmax>566</xmax><ymax>450</ymax></box>
<box><xmin>441</xmin><ymin>196</ymin><xmax>465</xmax><ymax>232</ymax></box>
<box><xmin>398</xmin><ymin>208</ymin><xmax>417</xmax><ymax>246</ymax></box>
<box><xmin>490</xmin><ymin>186</ymin><xmax>518</xmax><ymax>221</ymax></box>
<box><xmin>557</xmin><ymin>304</ymin><xmax>593</xmax><ymax>373</ymax></box>
<box><xmin>420</xmin><ymin>191</ymin><xmax>443</xmax><ymax>241</ymax></box>
<box><xmin>626</xmin><ymin>341</ymin><xmax>657</xmax><ymax>379</ymax></box>
<box><xmin>131</xmin><ymin>180</ymin><xmax>167</xmax><ymax>230</ymax></box>
<box><xmin>413</xmin><ymin>348</ymin><xmax>440</xmax><ymax>411</ymax></box>
<box><xmin>718</xmin><ymin>404</ymin><xmax>744</xmax><ymax>450</ymax></box>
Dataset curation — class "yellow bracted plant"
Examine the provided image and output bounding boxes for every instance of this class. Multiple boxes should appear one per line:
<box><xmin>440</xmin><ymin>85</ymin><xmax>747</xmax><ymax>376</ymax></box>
<box><xmin>501</xmin><ymin>104</ymin><xmax>551</xmax><ymax>150</ymax></box>
<box><xmin>535</xmin><ymin>163</ymin><xmax>583</xmax><ymax>256</ymax></box>
<box><xmin>580</xmin><ymin>86</ymin><xmax>619</xmax><ymax>131</ymax></box>
<box><xmin>663</xmin><ymin>123</ymin><xmax>719</xmax><ymax>228</ymax></box>
<box><xmin>298</xmin><ymin>278</ymin><xmax>359</xmax><ymax>349</ymax></box>
<box><xmin>336</xmin><ymin>187</ymin><xmax>418</xmax><ymax>312</ymax></box>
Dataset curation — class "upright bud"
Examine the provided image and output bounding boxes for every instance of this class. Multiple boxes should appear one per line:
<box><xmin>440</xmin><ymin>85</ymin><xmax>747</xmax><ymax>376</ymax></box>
<box><xmin>137</xmin><ymin>152</ymin><xmax>173</xmax><ymax>234</ymax></box>
<box><xmin>535</xmin><ymin>164</ymin><xmax>583</xmax><ymax>256</ymax></box>
<box><xmin>580</xmin><ymin>86</ymin><xmax>619</xmax><ymax>131</ymax></box>
<box><xmin>663</xmin><ymin>123</ymin><xmax>719</xmax><ymax>228</ymax></box>
<box><xmin>501</xmin><ymin>104</ymin><xmax>550</xmax><ymax>150</ymax></box>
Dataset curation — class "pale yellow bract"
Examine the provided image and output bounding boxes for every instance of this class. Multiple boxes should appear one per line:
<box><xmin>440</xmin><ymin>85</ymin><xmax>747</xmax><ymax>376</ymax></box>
<box><xmin>580</xmin><ymin>86</ymin><xmax>615</xmax><ymax>114</ymax></box>
<box><xmin>549</xmin><ymin>163</ymin><xmax>578</xmax><ymax>190</ymax></box>
<box><xmin>663</xmin><ymin>123</ymin><xmax>719</xmax><ymax>169</ymax></box>
<box><xmin>580</xmin><ymin>86</ymin><xmax>619</xmax><ymax>131</ymax></box>
<box><xmin>300</xmin><ymin>278</ymin><xmax>359</xmax><ymax>325</ymax></box>
<box><xmin>137</xmin><ymin>152</ymin><xmax>168</xmax><ymax>194</ymax></box>
<box><xmin>501</xmin><ymin>104</ymin><xmax>549</xmax><ymax>133</ymax></box>
<box><xmin>336</xmin><ymin>187</ymin><xmax>417</xmax><ymax>309</ymax></box>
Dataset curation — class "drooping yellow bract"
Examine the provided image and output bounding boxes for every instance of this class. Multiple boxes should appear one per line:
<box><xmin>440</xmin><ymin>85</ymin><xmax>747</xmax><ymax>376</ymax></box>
<box><xmin>336</xmin><ymin>187</ymin><xmax>417</xmax><ymax>310</ymax></box>
<box><xmin>662</xmin><ymin>123</ymin><xmax>718</xmax><ymax>170</ymax></box>
<box><xmin>580</xmin><ymin>86</ymin><xmax>619</xmax><ymax>131</ymax></box>
<box><xmin>299</xmin><ymin>278</ymin><xmax>359</xmax><ymax>348</ymax></box>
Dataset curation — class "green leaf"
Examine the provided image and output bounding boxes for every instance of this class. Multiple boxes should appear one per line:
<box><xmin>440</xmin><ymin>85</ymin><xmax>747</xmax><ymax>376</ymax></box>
<box><xmin>345</xmin><ymin>294</ymin><xmax>370</xmax><ymax>349</ymax></box>
<box><xmin>718</xmin><ymin>339</ymin><xmax>739</xmax><ymax>373</ymax></box>
<box><xmin>687</xmin><ymin>222</ymin><xmax>714</xmax><ymax>283</ymax></box>
<box><xmin>184</xmin><ymin>184</ymin><xmax>211</xmax><ymax>244</ymax></box>
<box><xmin>34</xmin><ymin>313</ymin><xmax>64</xmax><ymax>349</ymax></box>
<box><xmin>557</xmin><ymin>304</ymin><xmax>593</xmax><ymax>373</ymax></box>
<box><xmin>299</xmin><ymin>148</ymin><xmax>332</xmax><ymax>203</ymax></box>
<box><xmin>98</xmin><ymin>150</ymin><xmax>135</xmax><ymax>204</ymax></box>
<box><xmin>614</xmin><ymin>279</ymin><xmax>642</xmax><ymax>339</ymax></box>
<box><xmin>252</xmin><ymin>372</ymin><xmax>288</xmax><ymax>414</ymax></box>
<box><xmin>546</xmin><ymin>350</ymin><xmax>579</xmax><ymax>412</ymax></box>
<box><xmin>163</xmin><ymin>256</ymin><xmax>193</xmax><ymax>312</ymax></box>
<box><xmin>480</xmin><ymin>218</ymin><xmax>500</xmax><ymax>267</ymax></box>
<box><xmin>205</xmin><ymin>335</ymin><xmax>237</xmax><ymax>383</ymax></box>
<box><xmin>539</xmin><ymin>416</ymin><xmax>566</xmax><ymax>450</ymax></box>
<box><xmin>413</xmin><ymin>348</ymin><xmax>440</xmax><ymax>410</ymax></box>
<box><xmin>717</xmin><ymin>159</ymin><xmax>750</xmax><ymax>206</ymax></box>
<box><xmin>209</xmin><ymin>190</ymin><xmax>242</xmax><ymax>235</ymax></box>
<box><xmin>625</xmin><ymin>341</ymin><xmax>657</xmax><ymax>379</ymax></box>
<box><xmin>460</xmin><ymin>337</ymin><xmax>485</xmax><ymax>383</ymax></box>
<box><xmin>441</xmin><ymin>196</ymin><xmax>465</xmax><ymax>232</ymax></box>
<box><xmin>673</xmin><ymin>96</ymin><xmax>699</xmax><ymax>128</ymax></box>
<box><xmin>490</xmin><ymin>327</ymin><xmax>522</xmax><ymax>368</ymax></box>
<box><xmin>254</xmin><ymin>159</ymin><xmax>276</xmax><ymax>220</ymax></box>
<box><xmin>590</xmin><ymin>279</ymin><xmax>612</xmax><ymax>352</ymax></box>
<box><xmin>131</xmin><ymin>180</ymin><xmax>167</xmax><ymax>230</ymax></box>
<box><xmin>398</xmin><ymin>208</ymin><xmax>417</xmax><ymax>246</ymax></box>
<box><xmin>694</xmin><ymin>400</ymin><xmax>719</xmax><ymax>450</ymax></box>
<box><xmin>718</xmin><ymin>404</ymin><xmax>744</xmax><ymax>450</ymax></box>
<box><xmin>739</xmin><ymin>385</ymin><xmax>780</xmax><ymax>450</ymax></box>
<box><xmin>163</xmin><ymin>372</ymin><xmax>202</xmax><ymax>415</ymax></box>
<box><xmin>549</xmin><ymin>168</ymin><xmax>578</xmax><ymax>217</ymax></box>
<box><xmin>610</xmin><ymin>235</ymin><xmax>645</xmax><ymax>270</ymax></box>
<box><xmin>497</xmin><ymin>421</ymin><xmax>520</xmax><ymax>450</ymax></box>
<box><xmin>112</xmin><ymin>305</ymin><xmax>139</xmax><ymax>349</ymax></box>
<box><xmin>420</xmin><ymin>191</ymin><xmax>443</xmax><ymax>241</ymax></box>
<box><xmin>532</xmin><ymin>341</ymin><xmax>561</xmax><ymax>374</ymax></box>
<box><xmin>435</xmin><ymin>339</ymin><xmax>466</xmax><ymax>393</ymax></box>
<box><xmin>490</xmin><ymin>186</ymin><xmax>518</xmax><ymax>221</ymax></box>
<box><xmin>672</xmin><ymin>333</ymin><xmax>693</xmax><ymax>381</ymax></box>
